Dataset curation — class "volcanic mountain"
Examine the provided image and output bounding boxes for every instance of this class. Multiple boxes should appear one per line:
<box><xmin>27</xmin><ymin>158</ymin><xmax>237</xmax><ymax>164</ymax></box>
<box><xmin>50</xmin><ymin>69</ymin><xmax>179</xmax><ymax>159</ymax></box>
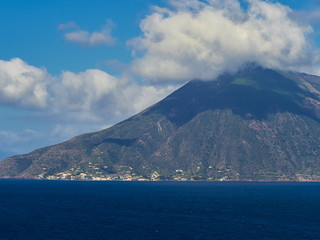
<box><xmin>1</xmin><ymin>65</ymin><xmax>320</xmax><ymax>181</ymax></box>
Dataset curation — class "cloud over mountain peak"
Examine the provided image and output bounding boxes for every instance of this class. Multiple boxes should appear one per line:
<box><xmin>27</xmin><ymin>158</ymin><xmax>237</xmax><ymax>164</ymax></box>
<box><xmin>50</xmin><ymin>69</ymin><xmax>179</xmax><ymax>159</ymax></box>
<box><xmin>131</xmin><ymin>0</ymin><xmax>317</xmax><ymax>82</ymax></box>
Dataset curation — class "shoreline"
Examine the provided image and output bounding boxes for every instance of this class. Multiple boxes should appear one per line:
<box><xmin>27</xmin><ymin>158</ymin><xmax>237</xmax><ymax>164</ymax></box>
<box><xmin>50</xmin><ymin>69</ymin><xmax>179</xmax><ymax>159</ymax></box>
<box><xmin>1</xmin><ymin>177</ymin><xmax>320</xmax><ymax>183</ymax></box>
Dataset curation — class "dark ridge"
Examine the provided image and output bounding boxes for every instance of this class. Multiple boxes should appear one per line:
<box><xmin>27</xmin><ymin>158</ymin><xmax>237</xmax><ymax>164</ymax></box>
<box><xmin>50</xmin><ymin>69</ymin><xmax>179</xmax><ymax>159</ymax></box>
<box><xmin>147</xmin><ymin>67</ymin><xmax>320</xmax><ymax>126</ymax></box>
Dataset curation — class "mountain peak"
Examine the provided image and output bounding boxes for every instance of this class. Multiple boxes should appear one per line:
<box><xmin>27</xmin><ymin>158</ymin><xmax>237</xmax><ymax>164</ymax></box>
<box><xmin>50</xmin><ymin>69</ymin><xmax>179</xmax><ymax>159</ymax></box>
<box><xmin>1</xmin><ymin>68</ymin><xmax>320</xmax><ymax>181</ymax></box>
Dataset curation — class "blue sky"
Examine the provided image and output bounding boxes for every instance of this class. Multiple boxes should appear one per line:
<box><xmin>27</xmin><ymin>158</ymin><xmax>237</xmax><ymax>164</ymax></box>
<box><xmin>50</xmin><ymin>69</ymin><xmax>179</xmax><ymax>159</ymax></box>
<box><xmin>0</xmin><ymin>0</ymin><xmax>320</xmax><ymax>160</ymax></box>
<box><xmin>0</xmin><ymin>0</ymin><xmax>162</xmax><ymax>74</ymax></box>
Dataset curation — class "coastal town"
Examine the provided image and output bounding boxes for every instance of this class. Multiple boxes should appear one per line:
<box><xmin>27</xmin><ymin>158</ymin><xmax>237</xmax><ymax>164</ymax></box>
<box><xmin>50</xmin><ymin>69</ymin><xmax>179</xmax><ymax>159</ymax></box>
<box><xmin>36</xmin><ymin>161</ymin><xmax>320</xmax><ymax>182</ymax></box>
<box><xmin>36</xmin><ymin>161</ymin><xmax>235</xmax><ymax>181</ymax></box>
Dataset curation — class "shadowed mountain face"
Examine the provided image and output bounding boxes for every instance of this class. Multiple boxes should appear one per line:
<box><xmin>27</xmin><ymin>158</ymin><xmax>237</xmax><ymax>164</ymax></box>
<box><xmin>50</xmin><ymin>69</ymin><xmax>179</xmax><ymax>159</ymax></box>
<box><xmin>1</xmin><ymin>66</ymin><xmax>320</xmax><ymax>181</ymax></box>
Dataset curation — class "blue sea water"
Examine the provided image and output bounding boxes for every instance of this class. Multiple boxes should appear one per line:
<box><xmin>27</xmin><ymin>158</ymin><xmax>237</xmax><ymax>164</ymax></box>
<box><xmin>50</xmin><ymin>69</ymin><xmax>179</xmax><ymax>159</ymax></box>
<box><xmin>0</xmin><ymin>180</ymin><xmax>319</xmax><ymax>240</ymax></box>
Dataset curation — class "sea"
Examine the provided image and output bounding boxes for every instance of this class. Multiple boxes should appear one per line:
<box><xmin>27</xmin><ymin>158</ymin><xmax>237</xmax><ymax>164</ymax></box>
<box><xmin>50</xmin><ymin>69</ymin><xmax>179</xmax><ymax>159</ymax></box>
<box><xmin>0</xmin><ymin>180</ymin><xmax>319</xmax><ymax>240</ymax></box>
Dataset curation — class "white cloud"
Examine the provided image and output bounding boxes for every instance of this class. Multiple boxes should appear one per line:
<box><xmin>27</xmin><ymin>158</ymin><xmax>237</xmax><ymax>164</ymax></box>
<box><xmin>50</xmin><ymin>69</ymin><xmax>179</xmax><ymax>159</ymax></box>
<box><xmin>121</xmin><ymin>83</ymin><xmax>176</xmax><ymax>114</ymax></box>
<box><xmin>130</xmin><ymin>0</ymin><xmax>317</xmax><ymax>82</ymax></box>
<box><xmin>0</xmin><ymin>58</ymin><xmax>49</xmax><ymax>108</ymax></box>
<box><xmin>55</xmin><ymin>69</ymin><xmax>118</xmax><ymax>111</ymax></box>
<box><xmin>0</xmin><ymin>57</ymin><xmax>176</xmax><ymax>130</ymax></box>
<box><xmin>44</xmin><ymin>68</ymin><xmax>177</xmax><ymax>152</ymax></box>
<box><xmin>61</xmin><ymin>20</ymin><xmax>116</xmax><ymax>47</ymax></box>
<box><xmin>0</xmin><ymin>58</ymin><xmax>178</xmax><ymax>158</ymax></box>
<box><xmin>52</xmin><ymin>69</ymin><xmax>177</xmax><ymax>123</ymax></box>
<box><xmin>2</xmin><ymin>0</ymin><xmax>320</xmax><ymax>159</ymax></box>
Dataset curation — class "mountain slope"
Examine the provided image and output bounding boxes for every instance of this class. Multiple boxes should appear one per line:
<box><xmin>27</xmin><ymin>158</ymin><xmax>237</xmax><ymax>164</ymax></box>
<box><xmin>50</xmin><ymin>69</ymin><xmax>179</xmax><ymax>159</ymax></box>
<box><xmin>1</xmin><ymin>66</ymin><xmax>320</xmax><ymax>181</ymax></box>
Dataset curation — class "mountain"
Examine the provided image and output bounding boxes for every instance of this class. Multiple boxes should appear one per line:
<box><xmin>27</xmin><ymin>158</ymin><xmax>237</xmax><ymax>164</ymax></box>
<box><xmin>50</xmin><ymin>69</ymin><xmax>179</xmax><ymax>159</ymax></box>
<box><xmin>1</xmin><ymin>65</ymin><xmax>320</xmax><ymax>181</ymax></box>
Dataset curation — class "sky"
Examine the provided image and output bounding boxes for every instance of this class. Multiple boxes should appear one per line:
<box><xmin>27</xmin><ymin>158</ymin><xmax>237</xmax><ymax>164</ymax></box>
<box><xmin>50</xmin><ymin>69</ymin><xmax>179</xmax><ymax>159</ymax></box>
<box><xmin>1</xmin><ymin>0</ymin><xmax>320</xmax><ymax>160</ymax></box>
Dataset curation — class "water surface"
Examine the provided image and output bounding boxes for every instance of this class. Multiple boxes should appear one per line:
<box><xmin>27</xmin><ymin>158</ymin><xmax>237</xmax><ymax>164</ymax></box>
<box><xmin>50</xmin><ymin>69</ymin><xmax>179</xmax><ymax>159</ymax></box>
<box><xmin>0</xmin><ymin>180</ymin><xmax>319</xmax><ymax>240</ymax></box>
